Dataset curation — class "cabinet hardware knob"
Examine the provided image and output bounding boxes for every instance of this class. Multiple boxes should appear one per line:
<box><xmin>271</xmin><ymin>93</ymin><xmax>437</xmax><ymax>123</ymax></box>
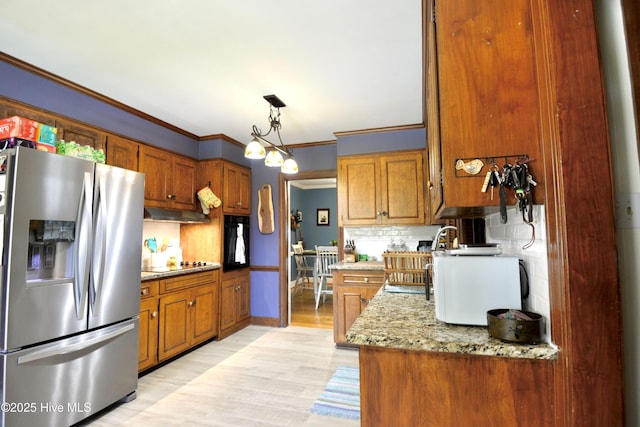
<box><xmin>360</xmin><ymin>298</ymin><xmax>367</xmax><ymax>303</ymax></box>
<box><xmin>364</xmin><ymin>277</ymin><xmax>369</xmax><ymax>282</ymax></box>
<box><xmin>151</xmin><ymin>311</ymin><xmax>158</xmax><ymax>318</ymax></box>
<box><xmin>141</xmin><ymin>288</ymin><xmax>149</xmax><ymax>295</ymax></box>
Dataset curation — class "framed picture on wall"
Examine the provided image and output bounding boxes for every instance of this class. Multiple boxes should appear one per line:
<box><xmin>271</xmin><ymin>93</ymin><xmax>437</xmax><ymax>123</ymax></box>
<box><xmin>316</xmin><ymin>208</ymin><xmax>330</xmax><ymax>226</ymax></box>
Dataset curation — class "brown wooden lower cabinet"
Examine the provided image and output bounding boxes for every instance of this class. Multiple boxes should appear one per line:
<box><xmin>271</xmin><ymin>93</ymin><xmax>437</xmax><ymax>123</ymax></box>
<box><xmin>219</xmin><ymin>269</ymin><xmax>251</xmax><ymax>340</ymax></box>
<box><xmin>138</xmin><ymin>280</ymin><xmax>159</xmax><ymax>372</ymax></box>
<box><xmin>139</xmin><ymin>270</ymin><xmax>219</xmax><ymax>372</ymax></box>
<box><xmin>359</xmin><ymin>345</ymin><xmax>555</xmax><ymax>427</ymax></box>
<box><xmin>333</xmin><ymin>270</ymin><xmax>384</xmax><ymax>346</ymax></box>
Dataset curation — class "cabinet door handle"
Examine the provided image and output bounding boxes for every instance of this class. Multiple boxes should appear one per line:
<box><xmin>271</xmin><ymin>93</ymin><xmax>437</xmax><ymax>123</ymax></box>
<box><xmin>141</xmin><ymin>288</ymin><xmax>149</xmax><ymax>295</ymax></box>
<box><xmin>187</xmin><ymin>300</ymin><xmax>197</xmax><ymax>307</ymax></box>
<box><xmin>364</xmin><ymin>277</ymin><xmax>369</xmax><ymax>282</ymax></box>
<box><xmin>360</xmin><ymin>298</ymin><xmax>368</xmax><ymax>304</ymax></box>
<box><xmin>235</xmin><ymin>286</ymin><xmax>241</xmax><ymax>292</ymax></box>
<box><xmin>151</xmin><ymin>311</ymin><xmax>158</xmax><ymax>318</ymax></box>
<box><xmin>167</xmin><ymin>194</ymin><xmax>177</xmax><ymax>200</ymax></box>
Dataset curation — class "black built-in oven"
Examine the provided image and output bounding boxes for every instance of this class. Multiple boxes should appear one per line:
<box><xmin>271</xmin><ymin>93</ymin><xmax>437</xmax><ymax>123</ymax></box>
<box><xmin>223</xmin><ymin>215</ymin><xmax>250</xmax><ymax>271</ymax></box>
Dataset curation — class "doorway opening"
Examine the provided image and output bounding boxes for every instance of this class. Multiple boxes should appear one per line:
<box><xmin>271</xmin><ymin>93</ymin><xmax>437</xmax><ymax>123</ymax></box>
<box><xmin>279</xmin><ymin>170</ymin><xmax>337</xmax><ymax>329</ymax></box>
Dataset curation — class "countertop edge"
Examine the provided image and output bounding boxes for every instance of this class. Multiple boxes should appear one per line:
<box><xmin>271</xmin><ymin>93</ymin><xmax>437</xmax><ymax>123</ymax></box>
<box><xmin>345</xmin><ymin>289</ymin><xmax>558</xmax><ymax>361</ymax></box>
<box><xmin>141</xmin><ymin>264</ymin><xmax>221</xmax><ymax>281</ymax></box>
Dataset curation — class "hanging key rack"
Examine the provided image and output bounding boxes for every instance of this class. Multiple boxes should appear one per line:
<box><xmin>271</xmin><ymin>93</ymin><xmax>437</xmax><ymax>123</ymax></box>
<box><xmin>453</xmin><ymin>154</ymin><xmax>537</xmax><ymax>250</ymax></box>
<box><xmin>454</xmin><ymin>154</ymin><xmax>530</xmax><ymax>177</ymax></box>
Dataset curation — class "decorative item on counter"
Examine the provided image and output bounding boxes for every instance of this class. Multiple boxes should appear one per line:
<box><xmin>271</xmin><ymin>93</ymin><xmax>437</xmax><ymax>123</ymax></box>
<box><xmin>329</xmin><ymin>239</ymin><xmax>337</xmax><ymax>246</ymax></box>
<box><xmin>387</xmin><ymin>239</ymin><xmax>408</xmax><ymax>251</ymax></box>
<box><xmin>344</xmin><ymin>239</ymin><xmax>357</xmax><ymax>262</ymax></box>
<box><xmin>487</xmin><ymin>309</ymin><xmax>544</xmax><ymax>344</ymax></box>
<box><xmin>197</xmin><ymin>185</ymin><xmax>221</xmax><ymax>214</ymax></box>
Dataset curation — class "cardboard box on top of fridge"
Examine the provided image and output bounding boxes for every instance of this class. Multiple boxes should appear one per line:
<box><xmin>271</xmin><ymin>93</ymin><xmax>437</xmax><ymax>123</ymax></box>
<box><xmin>35</xmin><ymin>142</ymin><xmax>56</xmax><ymax>153</ymax></box>
<box><xmin>36</xmin><ymin>123</ymin><xmax>57</xmax><ymax>145</ymax></box>
<box><xmin>0</xmin><ymin>116</ymin><xmax>39</xmax><ymax>141</ymax></box>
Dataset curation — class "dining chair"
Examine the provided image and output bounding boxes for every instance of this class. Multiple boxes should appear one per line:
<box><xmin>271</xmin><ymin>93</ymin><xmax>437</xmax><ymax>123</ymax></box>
<box><xmin>314</xmin><ymin>245</ymin><xmax>338</xmax><ymax>309</ymax></box>
<box><xmin>291</xmin><ymin>243</ymin><xmax>314</xmax><ymax>294</ymax></box>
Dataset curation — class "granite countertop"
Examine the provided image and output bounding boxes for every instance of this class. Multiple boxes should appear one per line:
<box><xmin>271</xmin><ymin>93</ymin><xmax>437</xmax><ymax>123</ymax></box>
<box><xmin>346</xmin><ymin>288</ymin><xmax>558</xmax><ymax>360</ymax></box>
<box><xmin>330</xmin><ymin>261</ymin><xmax>385</xmax><ymax>271</ymax></box>
<box><xmin>141</xmin><ymin>263</ymin><xmax>221</xmax><ymax>281</ymax></box>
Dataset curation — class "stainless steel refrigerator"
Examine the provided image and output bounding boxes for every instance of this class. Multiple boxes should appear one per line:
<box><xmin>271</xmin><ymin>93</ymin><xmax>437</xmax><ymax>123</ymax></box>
<box><xmin>0</xmin><ymin>147</ymin><xmax>144</xmax><ymax>426</ymax></box>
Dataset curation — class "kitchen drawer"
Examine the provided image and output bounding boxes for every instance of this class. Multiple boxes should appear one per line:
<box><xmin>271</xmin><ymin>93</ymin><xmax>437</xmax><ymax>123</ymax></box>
<box><xmin>159</xmin><ymin>270</ymin><xmax>218</xmax><ymax>294</ymax></box>
<box><xmin>340</xmin><ymin>271</ymin><xmax>384</xmax><ymax>285</ymax></box>
<box><xmin>140</xmin><ymin>280</ymin><xmax>159</xmax><ymax>299</ymax></box>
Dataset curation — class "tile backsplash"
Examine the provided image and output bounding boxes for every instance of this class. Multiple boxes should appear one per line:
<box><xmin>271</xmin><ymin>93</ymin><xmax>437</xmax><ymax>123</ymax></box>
<box><xmin>485</xmin><ymin>204</ymin><xmax>551</xmax><ymax>342</ymax></box>
<box><xmin>343</xmin><ymin>225</ymin><xmax>443</xmax><ymax>260</ymax></box>
<box><xmin>141</xmin><ymin>222</ymin><xmax>181</xmax><ymax>268</ymax></box>
<box><xmin>344</xmin><ymin>206</ymin><xmax>551</xmax><ymax>343</ymax></box>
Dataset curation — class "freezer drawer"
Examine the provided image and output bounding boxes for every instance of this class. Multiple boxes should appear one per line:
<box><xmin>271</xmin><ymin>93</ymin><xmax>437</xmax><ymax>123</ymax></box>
<box><xmin>0</xmin><ymin>319</ymin><xmax>139</xmax><ymax>427</ymax></box>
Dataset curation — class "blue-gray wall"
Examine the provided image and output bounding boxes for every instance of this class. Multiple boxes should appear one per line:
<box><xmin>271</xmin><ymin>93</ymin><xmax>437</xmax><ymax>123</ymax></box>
<box><xmin>0</xmin><ymin>60</ymin><xmax>198</xmax><ymax>156</ymax></box>
<box><xmin>1</xmin><ymin>58</ymin><xmax>424</xmax><ymax>321</ymax></box>
<box><xmin>296</xmin><ymin>188</ymin><xmax>338</xmax><ymax>248</ymax></box>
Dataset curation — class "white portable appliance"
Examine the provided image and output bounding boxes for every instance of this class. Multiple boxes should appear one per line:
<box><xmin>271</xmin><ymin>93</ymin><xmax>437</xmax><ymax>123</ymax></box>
<box><xmin>432</xmin><ymin>254</ymin><xmax>522</xmax><ymax>326</ymax></box>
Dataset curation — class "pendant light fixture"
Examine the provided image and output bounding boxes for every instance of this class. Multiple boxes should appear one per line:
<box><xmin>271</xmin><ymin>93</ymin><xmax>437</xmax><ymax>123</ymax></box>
<box><xmin>244</xmin><ymin>95</ymin><xmax>299</xmax><ymax>174</ymax></box>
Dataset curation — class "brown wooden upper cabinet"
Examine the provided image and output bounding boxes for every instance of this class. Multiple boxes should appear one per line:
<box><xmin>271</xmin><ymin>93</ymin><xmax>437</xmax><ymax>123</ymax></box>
<box><xmin>0</xmin><ymin>99</ymin><xmax>106</xmax><ymax>151</ymax></box>
<box><xmin>222</xmin><ymin>162</ymin><xmax>251</xmax><ymax>215</ymax></box>
<box><xmin>138</xmin><ymin>144</ymin><xmax>197</xmax><ymax>211</ymax></box>
<box><xmin>426</xmin><ymin>0</ymin><xmax>543</xmax><ymax>219</ymax></box>
<box><xmin>106</xmin><ymin>135</ymin><xmax>139</xmax><ymax>171</ymax></box>
<box><xmin>55</xmin><ymin>119</ymin><xmax>106</xmax><ymax>151</ymax></box>
<box><xmin>338</xmin><ymin>151</ymin><xmax>426</xmax><ymax>226</ymax></box>
<box><xmin>0</xmin><ymin>100</ymin><xmax>56</xmax><ymax>126</ymax></box>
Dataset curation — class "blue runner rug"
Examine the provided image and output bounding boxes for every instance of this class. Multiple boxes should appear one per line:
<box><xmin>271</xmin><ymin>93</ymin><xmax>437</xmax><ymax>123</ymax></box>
<box><xmin>309</xmin><ymin>365</ymin><xmax>360</xmax><ymax>420</ymax></box>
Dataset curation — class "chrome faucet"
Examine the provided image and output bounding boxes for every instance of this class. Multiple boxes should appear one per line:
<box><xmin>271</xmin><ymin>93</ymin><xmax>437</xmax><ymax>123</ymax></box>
<box><xmin>431</xmin><ymin>226</ymin><xmax>457</xmax><ymax>251</ymax></box>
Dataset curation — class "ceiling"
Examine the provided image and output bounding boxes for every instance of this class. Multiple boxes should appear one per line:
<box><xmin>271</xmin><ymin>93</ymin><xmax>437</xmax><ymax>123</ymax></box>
<box><xmin>1</xmin><ymin>0</ymin><xmax>424</xmax><ymax>146</ymax></box>
<box><xmin>290</xmin><ymin>178</ymin><xmax>336</xmax><ymax>190</ymax></box>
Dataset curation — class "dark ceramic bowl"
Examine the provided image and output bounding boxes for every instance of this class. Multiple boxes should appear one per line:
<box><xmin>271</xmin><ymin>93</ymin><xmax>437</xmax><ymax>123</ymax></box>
<box><xmin>487</xmin><ymin>309</ymin><xmax>544</xmax><ymax>344</ymax></box>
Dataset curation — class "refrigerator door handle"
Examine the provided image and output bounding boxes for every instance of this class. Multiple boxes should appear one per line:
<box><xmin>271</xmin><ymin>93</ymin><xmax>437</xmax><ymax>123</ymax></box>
<box><xmin>74</xmin><ymin>171</ymin><xmax>93</xmax><ymax>319</ymax></box>
<box><xmin>16</xmin><ymin>322</ymin><xmax>135</xmax><ymax>364</ymax></box>
<box><xmin>90</xmin><ymin>176</ymin><xmax>108</xmax><ymax>315</ymax></box>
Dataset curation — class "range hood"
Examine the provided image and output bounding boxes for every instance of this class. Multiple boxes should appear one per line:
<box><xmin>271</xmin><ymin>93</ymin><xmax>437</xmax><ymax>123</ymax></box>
<box><xmin>144</xmin><ymin>207</ymin><xmax>210</xmax><ymax>224</ymax></box>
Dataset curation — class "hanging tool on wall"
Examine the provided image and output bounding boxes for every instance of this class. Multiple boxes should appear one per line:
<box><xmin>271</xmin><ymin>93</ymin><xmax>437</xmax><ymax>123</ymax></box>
<box><xmin>501</xmin><ymin>159</ymin><xmax>537</xmax><ymax>249</ymax></box>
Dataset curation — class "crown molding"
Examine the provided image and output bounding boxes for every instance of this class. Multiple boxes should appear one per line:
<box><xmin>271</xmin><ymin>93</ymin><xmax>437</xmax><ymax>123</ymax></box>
<box><xmin>334</xmin><ymin>122</ymin><xmax>424</xmax><ymax>137</ymax></box>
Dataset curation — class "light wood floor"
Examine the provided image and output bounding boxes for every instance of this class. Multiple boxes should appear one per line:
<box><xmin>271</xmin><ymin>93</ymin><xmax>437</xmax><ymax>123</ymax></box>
<box><xmin>290</xmin><ymin>281</ymin><xmax>333</xmax><ymax>329</ymax></box>
<box><xmin>84</xmin><ymin>325</ymin><xmax>357</xmax><ymax>426</ymax></box>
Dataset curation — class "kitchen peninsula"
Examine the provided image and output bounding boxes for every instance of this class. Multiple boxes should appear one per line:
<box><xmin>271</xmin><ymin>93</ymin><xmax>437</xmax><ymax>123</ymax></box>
<box><xmin>347</xmin><ymin>290</ymin><xmax>557</xmax><ymax>426</ymax></box>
